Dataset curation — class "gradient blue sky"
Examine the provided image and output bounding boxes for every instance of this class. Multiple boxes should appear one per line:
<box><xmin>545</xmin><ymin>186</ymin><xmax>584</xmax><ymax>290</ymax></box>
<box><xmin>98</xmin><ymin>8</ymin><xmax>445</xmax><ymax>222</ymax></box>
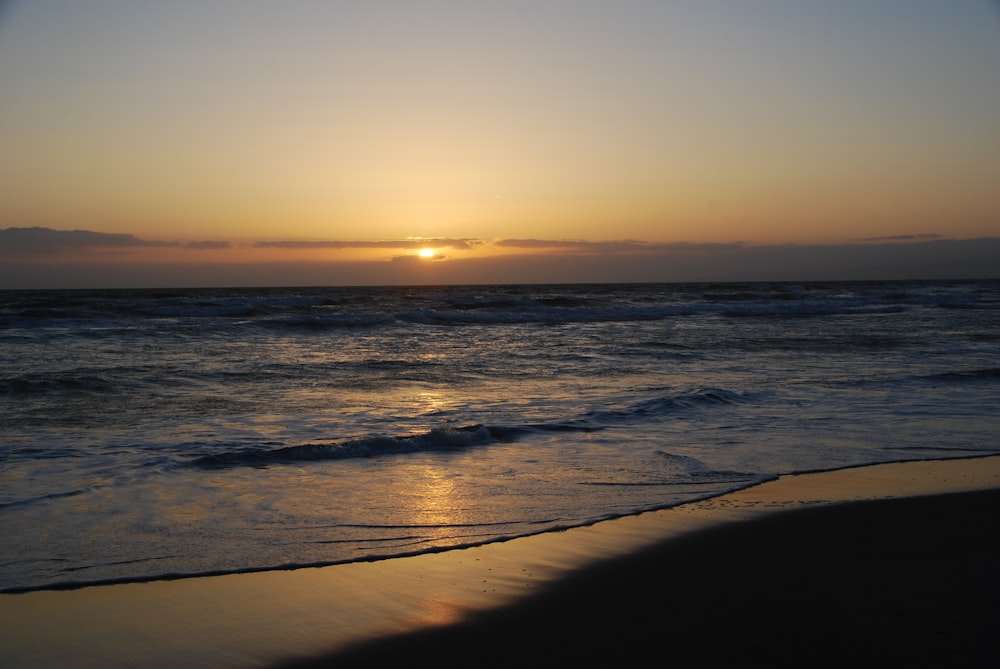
<box><xmin>1</xmin><ymin>1</ymin><xmax>998</xmax><ymax>288</ymax></box>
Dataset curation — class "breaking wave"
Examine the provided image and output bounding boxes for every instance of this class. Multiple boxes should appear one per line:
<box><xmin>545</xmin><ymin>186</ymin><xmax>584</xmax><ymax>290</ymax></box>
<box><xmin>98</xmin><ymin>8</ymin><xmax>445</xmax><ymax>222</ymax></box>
<box><xmin>190</xmin><ymin>388</ymin><xmax>746</xmax><ymax>469</ymax></box>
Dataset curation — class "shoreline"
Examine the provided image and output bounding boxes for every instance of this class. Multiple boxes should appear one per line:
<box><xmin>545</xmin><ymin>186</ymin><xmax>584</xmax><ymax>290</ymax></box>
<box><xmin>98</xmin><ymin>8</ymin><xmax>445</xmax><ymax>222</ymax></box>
<box><xmin>2</xmin><ymin>455</ymin><xmax>999</xmax><ymax>669</ymax></box>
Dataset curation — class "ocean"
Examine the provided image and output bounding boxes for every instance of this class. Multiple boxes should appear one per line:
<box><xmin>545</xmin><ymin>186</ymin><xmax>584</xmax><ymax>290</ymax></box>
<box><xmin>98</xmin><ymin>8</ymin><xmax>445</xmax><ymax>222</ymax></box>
<box><xmin>2</xmin><ymin>280</ymin><xmax>998</xmax><ymax>593</ymax></box>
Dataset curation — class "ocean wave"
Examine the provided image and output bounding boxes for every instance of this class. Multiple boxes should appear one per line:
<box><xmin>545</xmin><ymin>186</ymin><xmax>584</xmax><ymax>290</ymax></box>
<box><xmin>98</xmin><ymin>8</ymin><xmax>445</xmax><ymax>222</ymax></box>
<box><xmin>189</xmin><ymin>388</ymin><xmax>746</xmax><ymax>469</ymax></box>
<box><xmin>920</xmin><ymin>368</ymin><xmax>1000</xmax><ymax>383</ymax></box>
<box><xmin>0</xmin><ymin>487</ymin><xmax>95</xmax><ymax>510</ymax></box>
<box><xmin>0</xmin><ymin>373</ymin><xmax>118</xmax><ymax>396</ymax></box>
<box><xmin>397</xmin><ymin>303</ymin><xmax>686</xmax><ymax>326</ymax></box>
<box><xmin>579</xmin><ymin>449</ymin><xmax>762</xmax><ymax>487</ymax></box>
<box><xmin>191</xmin><ymin>424</ymin><xmax>507</xmax><ymax>468</ymax></box>
<box><xmin>585</xmin><ymin>388</ymin><xmax>744</xmax><ymax>423</ymax></box>
<box><xmin>256</xmin><ymin>312</ymin><xmax>395</xmax><ymax>330</ymax></box>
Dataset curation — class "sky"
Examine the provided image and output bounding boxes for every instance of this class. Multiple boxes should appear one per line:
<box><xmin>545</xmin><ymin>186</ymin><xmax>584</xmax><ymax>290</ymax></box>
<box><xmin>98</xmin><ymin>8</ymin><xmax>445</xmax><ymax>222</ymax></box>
<box><xmin>1</xmin><ymin>1</ymin><xmax>999</xmax><ymax>288</ymax></box>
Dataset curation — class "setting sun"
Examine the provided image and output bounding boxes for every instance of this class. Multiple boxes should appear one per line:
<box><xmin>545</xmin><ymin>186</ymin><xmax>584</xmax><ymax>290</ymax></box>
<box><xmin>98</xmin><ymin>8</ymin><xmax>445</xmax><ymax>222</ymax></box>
<box><xmin>418</xmin><ymin>248</ymin><xmax>436</xmax><ymax>259</ymax></box>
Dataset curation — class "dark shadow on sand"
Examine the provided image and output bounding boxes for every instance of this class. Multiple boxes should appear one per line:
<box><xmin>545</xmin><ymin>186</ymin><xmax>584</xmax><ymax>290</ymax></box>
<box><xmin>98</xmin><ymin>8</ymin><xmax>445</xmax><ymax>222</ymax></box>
<box><xmin>276</xmin><ymin>488</ymin><xmax>1000</xmax><ymax>668</ymax></box>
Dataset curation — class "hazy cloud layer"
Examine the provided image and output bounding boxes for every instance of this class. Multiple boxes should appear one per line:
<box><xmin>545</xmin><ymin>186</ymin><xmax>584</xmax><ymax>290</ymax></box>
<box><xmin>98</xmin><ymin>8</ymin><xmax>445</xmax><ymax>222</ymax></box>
<box><xmin>255</xmin><ymin>239</ymin><xmax>482</xmax><ymax>250</ymax></box>
<box><xmin>0</xmin><ymin>227</ymin><xmax>234</xmax><ymax>256</ymax></box>
<box><xmin>495</xmin><ymin>239</ymin><xmax>746</xmax><ymax>253</ymax></box>
<box><xmin>184</xmin><ymin>240</ymin><xmax>231</xmax><ymax>250</ymax></box>
<box><xmin>854</xmin><ymin>234</ymin><xmax>944</xmax><ymax>242</ymax></box>
<box><xmin>496</xmin><ymin>239</ymin><xmax>647</xmax><ymax>251</ymax></box>
<box><xmin>0</xmin><ymin>226</ymin><xmax>177</xmax><ymax>256</ymax></box>
<box><xmin>2</xmin><ymin>227</ymin><xmax>997</xmax><ymax>289</ymax></box>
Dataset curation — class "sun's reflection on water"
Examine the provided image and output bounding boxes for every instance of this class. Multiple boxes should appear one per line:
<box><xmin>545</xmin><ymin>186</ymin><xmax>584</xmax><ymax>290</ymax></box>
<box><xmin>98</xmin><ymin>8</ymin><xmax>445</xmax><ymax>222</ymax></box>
<box><xmin>413</xmin><ymin>390</ymin><xmax>451</xmax><ymax>417</ymax></box>
<box><xmin>402</xmin><ymin>463</ymin><xmax>468</xmax><ymax>530</ymax></box>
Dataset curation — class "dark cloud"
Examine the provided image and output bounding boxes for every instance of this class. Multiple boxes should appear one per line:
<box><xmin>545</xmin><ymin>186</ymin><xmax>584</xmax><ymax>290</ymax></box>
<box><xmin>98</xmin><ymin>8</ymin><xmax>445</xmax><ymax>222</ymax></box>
<box><xmin>392</xmin><ymin>253</ymin><xmax>446</xmax><ymax>262</ymax></box>
<box><xmin>495</xmin><ymin>239</ymin><xmax>745</xmax><ymax>254</ymax></box>
<box><xmin>854</xmin><ymin>234</ymin><xmax>943</xmax><ymax>242</ymax></box>
<box><xmin>256</xmin><ymin>238</ymin><xmax>481</xmax><ymax>250</ymax></box>
<box><xmin>0</xmin><ymin>226</ymin><xmax>176</xmax><ymax>256</ymax></box>
<box><xmin>184</xmin><ymin>241</ymin><xmax>231</xmax><ymax>250</ymax></box>
<box><xmin>390</xmin><ymin>255</ymin><xmax>421</xmax><ymax>264</ymax></box>
<box><xmin>645</xmin><ymin>241</ymin><xmax>747</xmax><ymax>253</ymax></box>
<box><xmin>495</xmin><ymin>239</ymin><xmax>645</xmax><ymax>252</ymax></box>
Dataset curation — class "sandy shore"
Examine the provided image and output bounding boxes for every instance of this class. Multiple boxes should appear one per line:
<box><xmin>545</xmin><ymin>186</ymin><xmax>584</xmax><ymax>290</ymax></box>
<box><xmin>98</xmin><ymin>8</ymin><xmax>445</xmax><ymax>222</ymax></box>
<box><xmin>2</xmin><ymin>456</ymin><xmax>999</xmax><ymax>669</ymax></box>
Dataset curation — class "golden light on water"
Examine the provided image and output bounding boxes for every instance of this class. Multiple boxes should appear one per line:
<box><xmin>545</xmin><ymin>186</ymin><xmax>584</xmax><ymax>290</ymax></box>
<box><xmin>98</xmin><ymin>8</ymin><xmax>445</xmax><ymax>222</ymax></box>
<box><xmin>410</xmin><ymin>465</ymin><xmax>463</xmax><ymax>528</ymax></box>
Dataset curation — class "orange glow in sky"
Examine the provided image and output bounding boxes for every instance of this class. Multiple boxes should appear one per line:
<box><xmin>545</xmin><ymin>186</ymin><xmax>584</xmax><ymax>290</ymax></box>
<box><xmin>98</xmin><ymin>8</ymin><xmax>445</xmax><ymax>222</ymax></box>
<box><xmin>1</xmin><ymin>2</ymin><xmax>998</xmax><ymax>288</ymax></box>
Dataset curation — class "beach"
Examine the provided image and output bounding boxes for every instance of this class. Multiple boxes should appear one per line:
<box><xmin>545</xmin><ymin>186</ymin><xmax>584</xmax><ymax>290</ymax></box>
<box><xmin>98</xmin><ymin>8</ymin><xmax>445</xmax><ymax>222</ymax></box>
<box><xmin>2</xmin><ymin>455</ymin><xmax>999</xmax><ymax>669</ymax></box>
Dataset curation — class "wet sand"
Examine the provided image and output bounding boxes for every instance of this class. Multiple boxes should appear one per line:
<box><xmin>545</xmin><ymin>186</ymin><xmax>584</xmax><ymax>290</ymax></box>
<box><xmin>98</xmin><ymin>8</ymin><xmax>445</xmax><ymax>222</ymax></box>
<box><xmin>2</xmin><ymin>456</ymin><xmax>999</xmax><ymax>669</ymax></box>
